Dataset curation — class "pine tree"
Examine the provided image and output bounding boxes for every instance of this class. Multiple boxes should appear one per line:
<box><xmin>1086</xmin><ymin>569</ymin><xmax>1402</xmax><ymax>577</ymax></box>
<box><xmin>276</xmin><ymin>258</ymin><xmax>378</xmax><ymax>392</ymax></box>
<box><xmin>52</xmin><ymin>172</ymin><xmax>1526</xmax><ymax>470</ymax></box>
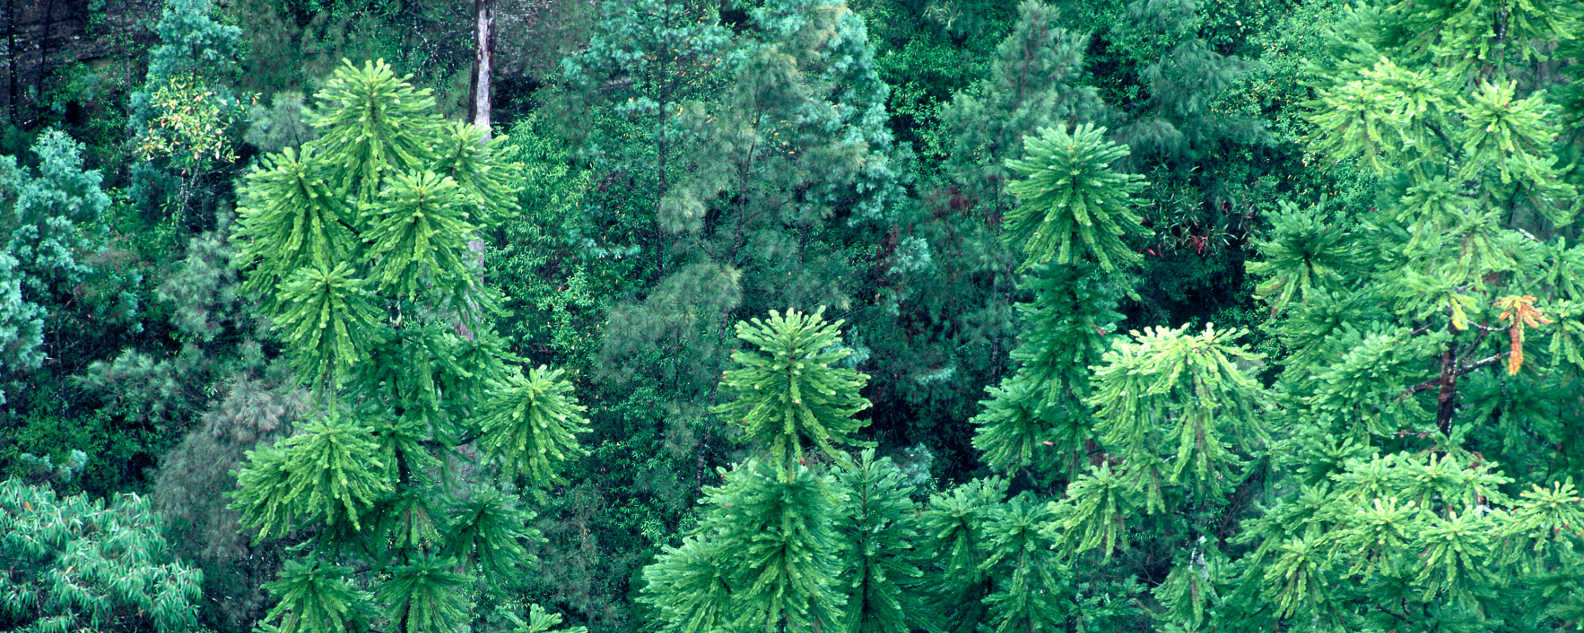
<box><xmin>228</xmin><ymin>59</ymin><xmax>585</xmax><ymax>633</ymax></box>
<box><xmin>939</xmin><ymin>0</ymin><xmax>1103</xmax><ymax>212</ymax></box>
<box><xmin>714</xmin><ymin>308</ymin><xmax>871</xmax><ymax>473</ymax></box>
<box><xmin>0</xmin><ymin>130</ymin><xmax>111</xmax><ymax>405</ymax></box>
<box><xmin>1003</xmin><ymin>123</ymin><xmax>1147</xmax><ymax>273</ymax></box>
<box><xmin>833</xmin><ymin>450</ymin><xmax>927</xmax><ymax>633</ymax></box>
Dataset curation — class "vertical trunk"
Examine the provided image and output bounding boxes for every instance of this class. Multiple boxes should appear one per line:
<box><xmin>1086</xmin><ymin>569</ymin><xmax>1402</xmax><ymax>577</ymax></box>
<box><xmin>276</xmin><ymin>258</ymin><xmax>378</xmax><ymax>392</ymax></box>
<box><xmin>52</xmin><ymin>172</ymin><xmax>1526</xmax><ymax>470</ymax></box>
<box><xmin>37</xmin><ymin>0</ymin><xmax>53</xmax><ymax>123</ymax></box>
<box><xmin>4</xmin><ymin>0</ymin><xmax>17</xmax><ymax>125</ymax></box>
<box><xmin>469</xmin><ymin>0</ymin><xmax>493</xmax><ymax>138</ymax></box>
<box><xmin>1434</xmin><ymin>343</ymin><xmax>1458</xmax><ymax>434</ymax></box>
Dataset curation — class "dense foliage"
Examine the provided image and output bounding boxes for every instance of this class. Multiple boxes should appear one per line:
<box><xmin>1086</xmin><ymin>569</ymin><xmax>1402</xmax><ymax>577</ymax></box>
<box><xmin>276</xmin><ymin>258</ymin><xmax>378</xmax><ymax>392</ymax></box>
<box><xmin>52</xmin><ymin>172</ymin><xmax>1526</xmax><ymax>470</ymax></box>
<box><xmin>4</xmin><ymin>0</ymin><xmax>1584</xmax><ymax>632</ymax></box>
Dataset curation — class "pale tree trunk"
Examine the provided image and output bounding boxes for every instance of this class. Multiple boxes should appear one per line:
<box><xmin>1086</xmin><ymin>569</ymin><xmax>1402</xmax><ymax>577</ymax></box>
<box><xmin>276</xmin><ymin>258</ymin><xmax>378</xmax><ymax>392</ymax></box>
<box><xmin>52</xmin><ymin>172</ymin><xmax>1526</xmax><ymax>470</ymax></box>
<box><xmin>469</xmin><ymin>0</ymin><xmax>494</xmax><ymax>139</ymax></box>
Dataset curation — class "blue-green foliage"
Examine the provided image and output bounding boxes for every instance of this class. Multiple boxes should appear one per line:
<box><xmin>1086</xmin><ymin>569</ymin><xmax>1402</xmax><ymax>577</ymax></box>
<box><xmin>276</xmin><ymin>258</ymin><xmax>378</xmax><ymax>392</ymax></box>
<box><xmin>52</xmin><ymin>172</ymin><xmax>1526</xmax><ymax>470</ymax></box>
<box><xmin>0</xmin><ymin>130</ymin><xmax>111</xmax><ymax>404</ymax></box>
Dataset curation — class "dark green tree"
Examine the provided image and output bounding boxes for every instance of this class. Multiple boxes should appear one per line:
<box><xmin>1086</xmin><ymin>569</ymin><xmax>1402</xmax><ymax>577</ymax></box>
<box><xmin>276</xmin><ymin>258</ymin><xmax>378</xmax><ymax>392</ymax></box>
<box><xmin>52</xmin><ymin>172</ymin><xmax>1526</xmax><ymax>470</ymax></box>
<box><xmin>916</xmin><ymin>477</ymin><xmax>1006</xmax><ymax>633</ymax></box>
<box><xmin>938</xmin><ymin>0</ymin><xmax>1103</xmax><ymax>212</ymax></box>
<box><xmin>0</xmin><ymin>478</ymin><xmax>204</xmax><ymax>633</ymax></box>
<box><xmin>972</xmin><ymin>263</ymin><xmax>1124</xmax><ymax>482</ymax></box>
<box><xmin>833</xmin><ymin>450</ymin><xmax>928</xmax><ymax>633</ymax></box>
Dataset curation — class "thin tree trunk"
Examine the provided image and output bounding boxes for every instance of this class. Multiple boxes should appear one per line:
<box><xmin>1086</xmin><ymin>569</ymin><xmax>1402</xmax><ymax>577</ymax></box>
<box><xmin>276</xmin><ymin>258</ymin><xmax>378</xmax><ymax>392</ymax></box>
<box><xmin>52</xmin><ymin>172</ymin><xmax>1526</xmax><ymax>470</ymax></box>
<box><xmin>469</xmin><ymin>0</ymin><xmax>493</xmax><ymax>138</ymax></box>
<box><xmin>1435</xmin><ymin>343</ymin><xmax>1458</xmax><ymax>434</ymax></box>
<box><xmin>37</xmin><ymin>0</ymin><xmax>53</xmax><ymax>125</ymax></box>
<box><xmin>4</xmin><ymin>0</ymin><xmax>18</xmax><ymax>125</ymax></box>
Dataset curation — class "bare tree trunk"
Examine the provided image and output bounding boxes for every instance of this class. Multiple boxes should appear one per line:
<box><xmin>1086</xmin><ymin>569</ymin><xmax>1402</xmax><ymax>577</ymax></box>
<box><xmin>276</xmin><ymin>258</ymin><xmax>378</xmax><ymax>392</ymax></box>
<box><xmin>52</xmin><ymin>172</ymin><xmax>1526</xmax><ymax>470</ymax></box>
<box><xmin>469</xmin><ymin>0</ymin><xmax>493</xmax><ymax>139</ymax></box>
<box><xmin>4</xmin><ymin>0</ymin><xmax>18</xmax><ymax>125</ymax></box>
<box><xmin>1434</xmin><ymin>343</ymin><xmax>1457</xmax><ymax>435</ymax></box>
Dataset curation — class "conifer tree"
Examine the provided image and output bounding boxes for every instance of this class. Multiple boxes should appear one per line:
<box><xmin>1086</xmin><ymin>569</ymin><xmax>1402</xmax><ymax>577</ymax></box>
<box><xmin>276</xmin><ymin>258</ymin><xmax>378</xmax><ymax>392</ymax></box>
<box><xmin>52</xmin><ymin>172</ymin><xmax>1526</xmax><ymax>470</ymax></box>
<box><xmin>718</xmin><ymin>460</ymin><xmax>848</xmax><ymax>633</ymax></box>
<box><xmin>972</xmin><ymin>263</ymin><xmax>1124</xmax><ymax>481</ymax></box>
<box><xmin>641</xmin><ymin>459</ymin><xmax>848</xmax><ymax>633</ymax></box>
<box><xmin>644</xmin><ymin>308</ymin><xmax>887</xmax><ymax>633</ymax></box>
<box><xmin>833</xmin><ymin>450</ymin><xmax>927</xmax><ymax>633</ymax></box>
<box><xmin>567</xmin><ymin>0</ymin><xmax>906</xmax><ymax>481</ymax></box>
<box><xmin>939</xmin><ymin>0</ymin><xmax>1103</xmax><ymax>211</ymax></box>
<box><xmin>1004</xmin><ymin>123</ymin><xmax>1147</xmax><ymax>273</ymax></box>
<box><xmin>0</xmin><ymin>130</ymin><xmax>112</xmax><ymax>405</ymax></box>
<box><xmin>1272</xmin><ymin>0</ymin><xmax>1582</xmax><ymax>447</ymax></box>
<box><xmin>228</xmin><ymin>59</ymin><xmax>585</xmax><ymax>633</ymax></box>
<box><xmin>916</xmin><ymin>477</ymin><xmax>1007</xmax><ymax>633</ymax></box>
<box><xmin>1088</xmin><ymin>324</ymin><xmax>1267</xmax><ymax>506</ymax></box>
<box><xmin>714</xmin><ymin>308</ymin><xmax>871</xmax><ymax>473</ymax></box>
<box><xmin>262</xmin><ymin>559</ymin><xmax>375</xmax><ymax>633</ymax></box>
<box><xmin>479</xmin><ymin>365</ymin><xmax>592</xmax><ymax>489</ymax></box>
<box><xmin>978</xmin><ymin>494</ymin><xmax>1070</xmax><ymax>633</ymax></box>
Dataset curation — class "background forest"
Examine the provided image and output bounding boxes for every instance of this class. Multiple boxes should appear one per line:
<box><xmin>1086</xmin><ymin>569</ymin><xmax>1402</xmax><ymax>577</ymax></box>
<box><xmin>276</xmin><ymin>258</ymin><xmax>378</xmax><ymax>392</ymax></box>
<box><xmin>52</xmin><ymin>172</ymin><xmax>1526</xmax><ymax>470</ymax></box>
<box><xmin>2</xmin><ymin>0</ymin><xmax>1584</xmax><ymax>632</ymax></box>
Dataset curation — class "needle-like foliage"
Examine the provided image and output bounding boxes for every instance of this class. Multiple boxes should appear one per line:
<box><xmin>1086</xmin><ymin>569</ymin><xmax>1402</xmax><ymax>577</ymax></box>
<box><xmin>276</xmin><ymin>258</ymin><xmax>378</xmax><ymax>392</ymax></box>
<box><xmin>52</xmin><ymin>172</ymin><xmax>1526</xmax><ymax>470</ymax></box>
<box><xmin>715</xmin><ymin>308</ymin><xmax>871</xmax><ymax>473</ymax></box>
<box><xmin>478</xmin><ymin>365</ymin><xmax>591</xmax><ymax>489</ymax></box>
<box><xmin>1004</xmin><ymin>123</ymin><xmax>1146</xmax><ymax>272</ymax></box>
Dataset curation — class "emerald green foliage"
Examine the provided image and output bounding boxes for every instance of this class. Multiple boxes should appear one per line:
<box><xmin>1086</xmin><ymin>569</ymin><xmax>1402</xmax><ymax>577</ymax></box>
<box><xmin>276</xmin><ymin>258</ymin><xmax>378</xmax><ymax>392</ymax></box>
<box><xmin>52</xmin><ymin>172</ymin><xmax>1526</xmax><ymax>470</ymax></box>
<box><xmin>19</xmin><ymin>2</ymin><xmax>1584</xmax><ymax>633</ymax></box>
<box><xmin>715</xmin><ymin>309</ymin><xmax>871</xmax><ymax>472</ymax></box>
<box><xmin>232</xmin><ymin>147</ymin><xmax>357</xmax><ymax>298</ymax></box>
<box><xmin>978</xmin><ymin>494</ymin><xmax>1069</xmax><ymax>633</ymax></box>
<box><xmin>973</xmin><ymin>263</ymin><xmax>1124</xmax><ymax>480</ymax></box>
<box><xmin>1246</xmin><ymin>200</ymin><xmax>1350</xmax><ymax>312</ymax></box>
<box><xmin>641</xmin><ymin>459</ymin><xmax>848</xmax><ymax>633</ymax></box>
<box><xmin>1004</xmin><ymin>124</ymin><xmax>1147</xmax><ymax>273</ymax></box>
<box><xmin>480</xmin><ymin>366</ymin><xmax>592</xmax><ymax>488</ymax></box>
<box><xmin>443</xmin><ymin>488</ymin><xmax>539</xmax><ymax>578</ymax></box>
<box><xmin>262</xmin><ymin>558</ymin><xmax>375</xmax><ymax>633</ymax></box>
<box><xmin>1089</xmin><ymin>324</ymin><xmax>1266</xmax><ymax>504</ymax></box>
<box><xmin>377</xmin><ymin>556</ymin><xmax>473</xmax><ymax>633</ymax></box>
<box><xmin>227</xmin><ymin>59</ymin><xmax>584</xmax><ymax>633</ymax></box>
<box><xmin>271</xmin><ymin>263</ymin><xmax>382</xmax><ymax>393</ymax></box>
<box><xmin>514</xmin><ymin>604</ymin><xmax>591</xmax><ymax>633</ymax></box>
<box><xmin>0</xmin><ymin>478</ymin><xmax>204</xmax><ymax>633</ymax></box>
<box><xmin>917</xmin><ymin>477</ymin><xmax>1006</xmax><ymax>633</ymax></box>
<box><xmin>833</xmin><ymin>450</ymin><xmax>926</xmax><ymax>633</ymax></box>
<box><xmin>232</xmin><ymin>411</ymin><xmax>390</xmax><ymax>539</ymax></box>
<box><xmin>310</xmin><ymin>61</ymin><xmax>440</xmax><ymax>205</ymax></box>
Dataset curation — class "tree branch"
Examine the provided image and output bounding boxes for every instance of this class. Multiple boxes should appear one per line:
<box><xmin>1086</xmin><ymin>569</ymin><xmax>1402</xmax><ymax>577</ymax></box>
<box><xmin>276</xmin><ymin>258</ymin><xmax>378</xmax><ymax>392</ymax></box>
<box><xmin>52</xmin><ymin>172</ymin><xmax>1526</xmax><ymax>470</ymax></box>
<box><xmin>1399</xmin><ymin>352</ymin><xmax>1509</xmax><ymax>397</ymax></box>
